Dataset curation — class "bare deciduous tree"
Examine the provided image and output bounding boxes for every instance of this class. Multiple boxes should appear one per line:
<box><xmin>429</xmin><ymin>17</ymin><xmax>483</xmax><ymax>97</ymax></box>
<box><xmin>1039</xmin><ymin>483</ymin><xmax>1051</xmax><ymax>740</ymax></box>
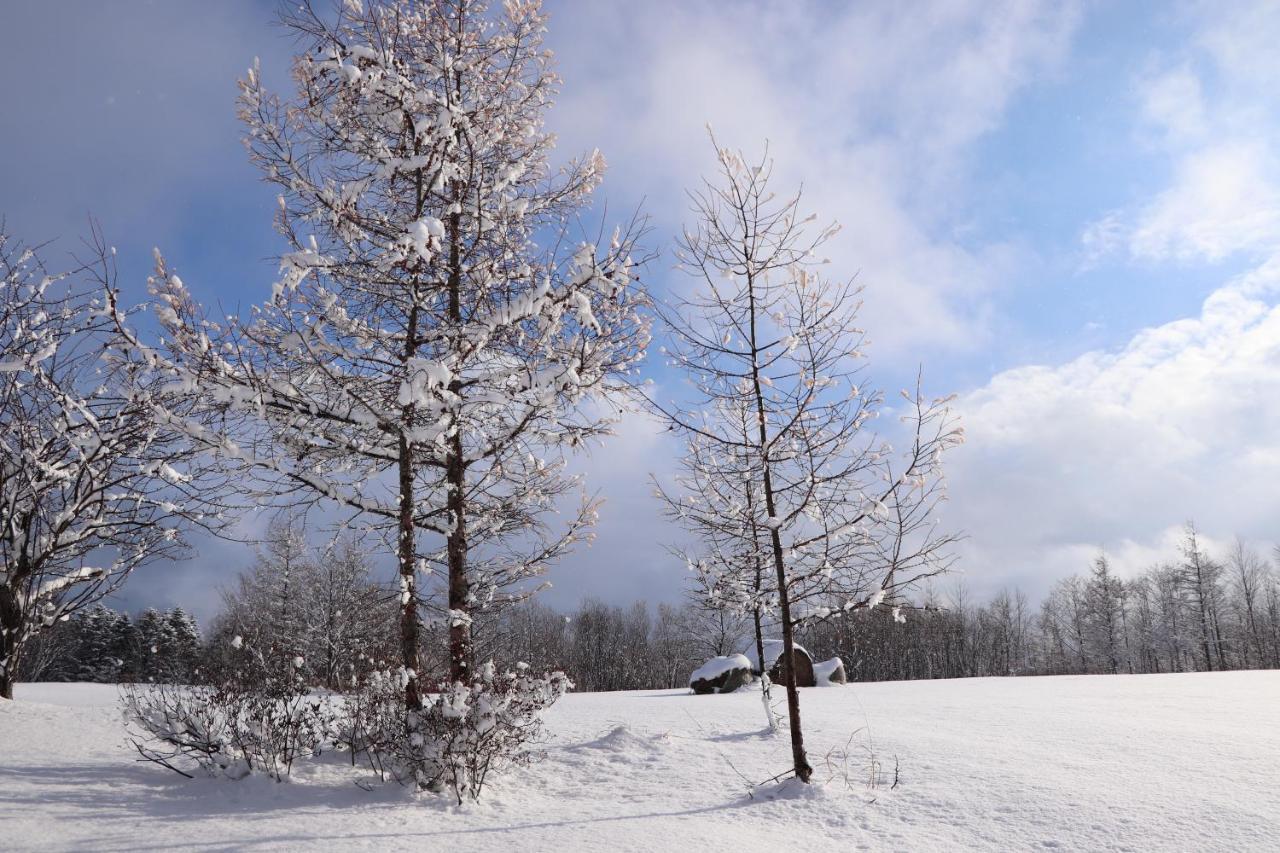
<box><xmin>108</xmin><ymin>0</ymin><xmax>650</xmax><ymax>716</ymax></box>
<box><xmin>652</xmin><ymin>139</ymin><xmax>961</xmax><ymax>783</ymax></box>
<box><xmin>0</xmin><ymin>230</ymin><xmax>221</xmax><ymax>699</ymax></box>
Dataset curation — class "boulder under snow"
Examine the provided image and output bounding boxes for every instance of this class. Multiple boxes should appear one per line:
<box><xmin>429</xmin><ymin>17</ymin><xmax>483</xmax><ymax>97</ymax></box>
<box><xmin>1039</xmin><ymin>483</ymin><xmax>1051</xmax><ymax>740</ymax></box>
<box><xmin>689</xmin><ymin>654</ymin><xmax>753</xmax><ymax>695</ymax></box>
<box><xmin>743</xmin><ymin>639</ymin><xmax>816</xmax><ymax>688</ymax></box>
<box><xmin>814</xmin><ymin>656</ymin><xmax>848</xmax><ymax>685</ymax></box>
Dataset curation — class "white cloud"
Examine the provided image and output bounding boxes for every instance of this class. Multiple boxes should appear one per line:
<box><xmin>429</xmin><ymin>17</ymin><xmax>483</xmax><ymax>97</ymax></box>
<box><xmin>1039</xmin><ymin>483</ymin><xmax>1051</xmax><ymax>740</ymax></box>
<box><xmin>548</xmin><ymin>406</ymin><xmax>690</xmax><ymax>609</ymax></box>
<box><xmin>1130</xmin><ymin>142</ymin><xmax>1280</xmax><ymax>262</ymax></box>
<box><xmin>1138</xmin><ymin>64</ymin><xmax>1207</xmax><ymax>144</ymax></box>
<box><xmin>946</xmin><ymin>256</ymin><xmax>1280</xmax><ymax>595</ymax></box>
<box><xmin>1082</xmin><ymin>0</ymin><xmax>1280</xmax><ymax>265</ymax></box>
<box><xmin>549</xmin><ymin>0</ymin><xmax>1078</xmax><ymax>355</ymax></box>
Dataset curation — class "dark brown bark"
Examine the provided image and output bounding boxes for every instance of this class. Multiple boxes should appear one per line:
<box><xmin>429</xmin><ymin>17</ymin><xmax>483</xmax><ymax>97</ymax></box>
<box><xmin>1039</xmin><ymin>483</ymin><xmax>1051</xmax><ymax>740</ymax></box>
<box><xmin>746</xmin><ymin>268</ymin><xmax>812</xmax><ymax>784</ymax></box>
<box><xmin>398</xmin><ymin>154</ymin><xmax>425</xmax><ymax>711</ymax></box>
<box><xmin>446</xmin><ymin>428</ymin><xmax>470</xmax><ymax>683</ymax></box>
<box><xmin>752</xmin><ymin>606</ymin><xmax>765</xmax><ymax>680</ymax></box>
<box><xmin>1</xmin><ymin>548</ymin><xmax>31</xmax><ymax>701</ymax></box>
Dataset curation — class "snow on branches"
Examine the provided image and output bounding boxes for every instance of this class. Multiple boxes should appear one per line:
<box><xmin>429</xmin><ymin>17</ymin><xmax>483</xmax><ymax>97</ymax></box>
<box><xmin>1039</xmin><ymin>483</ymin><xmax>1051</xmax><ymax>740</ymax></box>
<box><xmin>348</xmin><ymin>661</ymin><xmax>572</xmax><ymax>803</ymax></box>
<box><xmin>0</xmin><ymin>230</ymin><xmax>226</xmax><ymax>699</ymax></box>
<box><xmin>651</xmin><ymin>137</ymin><xmax>963</xmax><ymax>782</ymax></box>
<box><xmin>107</xmin><ymin>0</ymin><xmax>650</xmax><ymax>709</ymax></box>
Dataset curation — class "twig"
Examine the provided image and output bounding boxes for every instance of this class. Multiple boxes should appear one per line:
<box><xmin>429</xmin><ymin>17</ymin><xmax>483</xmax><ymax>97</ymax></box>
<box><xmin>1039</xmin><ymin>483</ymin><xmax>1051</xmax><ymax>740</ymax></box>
<box><xmin>131</xmin><ymin>740</ymin><xmax>195</xmax><ymax>779</ymax></box>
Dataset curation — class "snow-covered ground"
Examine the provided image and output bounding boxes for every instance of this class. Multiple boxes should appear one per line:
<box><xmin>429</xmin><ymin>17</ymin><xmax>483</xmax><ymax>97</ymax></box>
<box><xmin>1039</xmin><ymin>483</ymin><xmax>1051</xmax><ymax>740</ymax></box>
<box><xmin>3</xmin><ymin>672</ymin><xmax>1278</xmax><ymax>851</ymax></box>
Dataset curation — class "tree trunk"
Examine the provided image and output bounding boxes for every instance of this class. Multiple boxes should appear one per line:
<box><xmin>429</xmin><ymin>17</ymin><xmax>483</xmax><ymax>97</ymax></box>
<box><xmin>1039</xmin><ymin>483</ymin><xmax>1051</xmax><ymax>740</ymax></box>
<box><xmin>444</xmin><ymin>192</ymin><xmax>471</xmax><ymax>685</ymax></box>
<box><xmin>0</xmin><ymin>547</ymin><xmax>33</xmax><ymax>701</ymax></box>
<box><xmin>0</xmin><ymin>582</ymin><xmax>24</xmax><ymax>700</ymax></box>
<box><xmin>398</xmin><ymin>227</ymin><xmax>424</xmax><ymax>711</ymax></box>
<box><xmin>1197</xmin><ymin>593</ymin><xmax>1214</xmax><ymax>672</ymax></box>
<box><xmin>766</xmin><ymin>516</ymin><xmax>811</xmax><ymax>782</ymax></box>
<box><xmin>752</xmin><ymin>606</ymin><xmax>765</xmax><ymax>680</ymax></box>
<box><xmin>397</xmin><ymin>432</ymin><xmax>423</xmax><ymax>712</ymax></box>
<box><xmin>446</xmin><ymin>430</ymin><xmax>471</xmax><ymax>683</ymax></box>
<box><xmin>746</xmin><ymin>269</ymin><xmax>811</xmax><ymax>783</ymax></box>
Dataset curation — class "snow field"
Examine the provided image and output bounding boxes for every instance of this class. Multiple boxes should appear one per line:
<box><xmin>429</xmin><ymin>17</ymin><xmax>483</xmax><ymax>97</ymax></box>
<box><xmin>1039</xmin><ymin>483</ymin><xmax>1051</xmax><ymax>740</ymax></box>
<box><xmin>2</xmin><ymin>672</ymin><xmax>1278</xmax><ymax>851</ymax></box>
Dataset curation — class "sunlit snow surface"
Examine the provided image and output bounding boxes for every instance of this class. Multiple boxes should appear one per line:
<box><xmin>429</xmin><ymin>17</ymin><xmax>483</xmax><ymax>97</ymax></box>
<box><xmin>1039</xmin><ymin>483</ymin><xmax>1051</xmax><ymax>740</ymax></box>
<box><xmin>3</xmin><ymin>673</ymin><xmax>1278</xmax><ymax>851</ymax></box>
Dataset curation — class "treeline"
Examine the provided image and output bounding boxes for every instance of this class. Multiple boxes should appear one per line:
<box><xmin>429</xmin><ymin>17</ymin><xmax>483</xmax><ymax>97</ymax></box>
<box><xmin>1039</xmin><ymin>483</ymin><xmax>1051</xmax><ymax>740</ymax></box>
<box><xmin>20</xmin><ymin>605</ymin><xmax>201</xmax><ymax>684</ymax></box>
<box><xmin>800</xmin><ymin>526</ymin><xmax>1280</xmax><ymax>680</ymax></box>
<box><xmin>481</xmin><ymin>526</ymin><xmax>1280</xmax><ymax>686</ymax></box>
<box><xmin>201</xmin><ymin>522</ymin><xmax>399</xmax><ymax>691</ymax></box>
<box><xmin>29</xmin><ymin>524</ymin><xmax>1279</xmax><ymax>691</ymax></box>
<box><xmin>192</xmin><ymin>520</ymin><xmax>745</xmax><ymax>693</ymax></box>
<box><xmin>476</xmin><ymin>599</ymin><xmax>728</xmax><ymax>692</ymax></box>
<box><xmin>1031</xmin><ymin>529</ymin><xmax>1280</xmax><ymax>675</ymax></box>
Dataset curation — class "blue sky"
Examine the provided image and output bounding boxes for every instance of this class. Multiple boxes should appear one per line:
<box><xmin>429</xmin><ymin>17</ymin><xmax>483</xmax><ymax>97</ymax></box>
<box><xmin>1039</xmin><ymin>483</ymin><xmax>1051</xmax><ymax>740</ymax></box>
<box><xmin>3</xmin><ymin>1</ymin><xmax>1279</xmax><ymax>623</ymax></box>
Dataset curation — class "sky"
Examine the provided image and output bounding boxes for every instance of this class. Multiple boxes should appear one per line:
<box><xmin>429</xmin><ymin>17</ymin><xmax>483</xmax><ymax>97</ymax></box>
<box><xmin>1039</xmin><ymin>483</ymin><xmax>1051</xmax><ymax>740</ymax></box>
<box><xmin>2</xmin><ymin>0</ymin><xmax>1278</xmax><ymax>624</ymax></box>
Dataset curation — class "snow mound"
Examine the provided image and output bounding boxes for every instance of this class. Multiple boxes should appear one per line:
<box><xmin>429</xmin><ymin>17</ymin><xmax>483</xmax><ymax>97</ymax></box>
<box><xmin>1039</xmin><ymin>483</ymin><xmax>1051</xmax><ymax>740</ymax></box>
<box><xmin>579</xmin><ymin>723</ymin><xmax>664</xmax><ymax>753</ymax></box>
<box><xmin>755</xmin><ymin>776</ymin><xmax>835</xmax><ymax>803</ymax></box>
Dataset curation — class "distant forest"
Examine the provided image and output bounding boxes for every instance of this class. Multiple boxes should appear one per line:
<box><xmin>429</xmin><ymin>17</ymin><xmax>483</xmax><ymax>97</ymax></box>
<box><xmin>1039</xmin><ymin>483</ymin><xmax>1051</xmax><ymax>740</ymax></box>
<box><xmin>23</xmin><ymin>523</ymin><xmax>1278</xmax><ymax>692</ymax></box>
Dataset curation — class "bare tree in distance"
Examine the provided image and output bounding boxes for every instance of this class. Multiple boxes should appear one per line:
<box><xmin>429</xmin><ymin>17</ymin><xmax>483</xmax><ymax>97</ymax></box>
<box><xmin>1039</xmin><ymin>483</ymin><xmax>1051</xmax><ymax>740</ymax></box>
<box><xmin>209</xmin><ymin>516</ymin><xmax>395</xmax><ymax>690</ymax></box>
<box><xmin>1179</xmin><ymin>522</ymin><xmax>1226</xmax><ymax>672</ymax></box>
<box><xmin>1227</xmin><ymin>538</ymin><xmax>1266</xmax><ymax>668</ymax></box>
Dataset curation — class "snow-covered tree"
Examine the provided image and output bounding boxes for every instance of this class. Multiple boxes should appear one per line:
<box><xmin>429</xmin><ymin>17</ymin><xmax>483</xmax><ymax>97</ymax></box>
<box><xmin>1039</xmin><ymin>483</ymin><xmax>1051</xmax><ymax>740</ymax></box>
<box><xmin>308</xmin><ymin>535</ymin><xmax>393</xmax><ymax>690</ymax></box>
<box><xmin>109</xmin><ymin>0</ymin><xmax>649</xmax><ymax>714</ymax></box>
<box><xmin>165</xmin><ymin>607</ymin><xmax>203</xmax><ymax>682</ymax></box>
<box><xmin>660</xmin><ymin>397</ymin><xmax>773</xmax><ymax>673</ymax></box>
<box><xmin>210</xmin><ymin>519</ymin><xmax>394</xmax><ymax>689</ymax></box>
<box><xmin>0</xmin><ymin>230</ymin><xmax>220</xmax><ymax>699</ymax></box>
<box><xmin>211</xmin><ymin>517</ymin><xmax>313</xmax><ymax>679</ymax></box>
<box><xmin>136</xmin><ymin>608</ymin><xmax>175</xmax><ymax>681</ymax></box>
<box><xmin>680</xmin><ymin>570</ymin><xmax>751</xmax><ymax>661</ymax></box>
<box><xmin>1179</xmin><ymin>523</ymin><xmax>1226</xmax><ymax>672</ymax></box>
<box><xmin>1226</xmin><ymin>538</ymin><xmax>1267</xmax><ymax>668</ymax></box>
<box><xmin>1084</xmin><ymin>555</ymin><xmax>1127</xmax><ymax>674</ymax></box>
<box><xmin>652</xmin><ymin>140</ymin><xmax>961</xmax><ymax>782</ymax></box>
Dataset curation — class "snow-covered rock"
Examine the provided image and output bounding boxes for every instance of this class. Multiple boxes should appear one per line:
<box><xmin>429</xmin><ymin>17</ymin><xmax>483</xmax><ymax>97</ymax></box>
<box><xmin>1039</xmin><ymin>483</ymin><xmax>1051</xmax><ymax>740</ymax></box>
<box><xmin>813</xmin><ymin>656</ymin><xmax>847</xmax><ymax>686</ymax></box>
<box><xmin>689</xmin><ymin>654</ymin><xmax>753</xmax><ymax>695</ymax></box>
<box><xmin>743</xmin><ymin>640</ymin><xmax>815</xmax><ymax>687</ymax></box>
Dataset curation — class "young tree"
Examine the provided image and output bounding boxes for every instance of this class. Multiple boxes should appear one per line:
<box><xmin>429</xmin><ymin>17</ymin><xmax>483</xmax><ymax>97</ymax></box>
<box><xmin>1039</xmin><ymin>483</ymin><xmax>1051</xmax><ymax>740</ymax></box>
<box><xmin>136</xmin><ymin>608</ymin><xmax>175</xmax><ymax>682</ymax></box>
<box><xmin>209</xmin><ymin>518</ymin><xmax>394</xmax><ymax>688</ymax></box>
<box><xmin>165</xmin><ymin>607</ymin><xmax>203</xmax><ymax>683</ymax></box>
<box><xmin>1084</xmin><ymin>554</ymin><xmax>1126</xmax><ymax>674</ymax></box>
<box><xmin>1227</xmin><ymin>538</ymin><xmax>1267</xmax><ymax>668</ymax></box>
<box><xmin>0</xmin><ymin>230</ymin><xmax>219</xmax><ymax>699</ymax></box>
<box><xmin>307</xmin><ymin>535</ymin><xmax>391</xmax><ymax>690</ymax></box>
<box><xmin>1266</xmin><ymin>547</ymin><xmax>1280</xmax><ymax>668</ymax></box>
<box><xmin>653</xmin><ymin>140</ymin><xmax>961</xmax><ymax>783</ymax></box>
<box><xmin>109</xmin><ymin>0</ymin><xmax>649</xmax><ymax>712</ymax></box>
<box><xmin>214</xmin><ymin>517</ymin><xmax>314</xmax><ymax>679</ymax></box>
<box><xmin>1179</xmin><ymin>523</ymin><xmax>1225</xmax><ymax>672</ymax></box>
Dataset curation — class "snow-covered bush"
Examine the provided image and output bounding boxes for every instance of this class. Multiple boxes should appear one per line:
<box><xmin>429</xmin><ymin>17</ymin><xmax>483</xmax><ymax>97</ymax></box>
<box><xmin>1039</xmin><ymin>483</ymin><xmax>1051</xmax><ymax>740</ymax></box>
<box><xmin>121</xmin><ymin>683</ymin><xmax>241</xmax><ymax>779</ymax></box>
<box><xmin>349</xmin><ymin>663</ymin><xmax>572</xmax><ymax>803</ymax></box>
<box><xmin>122</xmin><ymin>639</ymin><xmax>333</xmax><ymax>781</ymax></box>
